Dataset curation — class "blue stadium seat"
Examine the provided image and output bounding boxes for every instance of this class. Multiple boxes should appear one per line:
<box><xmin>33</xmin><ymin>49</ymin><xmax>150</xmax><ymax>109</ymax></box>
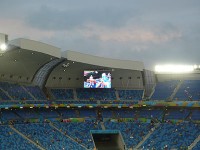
<box><xmin>151</xmin><ymin>80</ymin><xmax>179</xmax><ymax>100</ymax></box>
<box><xmin>0</xmin><ymin>82</ymin><xmax>33</xmax><ymax>100</ymax></box>
<box><xmin>53</xmin><ymin>121</ymin><xmax>101</xmax><ymax>149</ymax></box>
<box><xmin>175</xmin><ymin>80</ymin><xmax>200</xmax><ymax>101</ymax></box>
<box><xmin>118</xmin><ymin>90</ymin><xmax>143</xmax><ymax>100</ymax></box>
<box><xmin>104</xmin><ymin>122</ymin><xmax>152</xmax><ymax>149</ymax></box>
<box><xmin>0</xmin><ymin>125</ymin><xmax>39</xmax><ymax>150</ymax></box>
<box><xmin>0</xmin><ymin>89</ymin><xmax>10</xmax><ymax>100</ymax></box>
<box><xmin>141</xmin><ymin>122</ymin><xmax>200</xmax><ymax>149</ymax></box>
<box><xmin>14</xmin><ymin>123</ymin><xmax>84</xmax><ymax>150</ymax></box>
<box><xmin>25</xmin><ymin>86</ymin><xmax>47</xmax><ymax>100</ymax></box>
<box><xmin>76</xmin><ymin>88</ymin><xmax>116</xmax><ymax>100</ymax></box>
<box><xmin>51</xmin><ymin>89</ymin><xmax>74</xmax><ymax>100</ymax></box>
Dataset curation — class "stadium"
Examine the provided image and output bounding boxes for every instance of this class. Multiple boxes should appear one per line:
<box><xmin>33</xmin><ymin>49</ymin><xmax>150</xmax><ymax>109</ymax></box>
<box><xmin>0</xmin><ymin>33</ymin><xmax>200</xmax><ymax>150</ymax></box>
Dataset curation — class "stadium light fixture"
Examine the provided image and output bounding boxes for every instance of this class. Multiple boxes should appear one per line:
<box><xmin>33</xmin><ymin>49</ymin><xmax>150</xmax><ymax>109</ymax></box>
<box><xmin>193</xmin><ymin>65</ymin><xmax>198</xmax><ymax>69</ymax></box>
<box><xmin>0</xmin><ymin>43</ymin><xmax>7</xmax><ymax>52</ymax></box>
<box><xmin>155</xmin><ymin>64</ymin><xmax>194</xmax><ymax>73</ymax></box>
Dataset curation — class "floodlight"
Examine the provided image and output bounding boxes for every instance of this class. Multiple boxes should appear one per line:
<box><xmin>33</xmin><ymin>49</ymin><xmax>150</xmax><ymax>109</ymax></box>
<box><xmin>155</xmin><ymin>64</ymin><xmax>194</xmax><ymax>73</ymax></box>
<box><xmin>193</xmin><ymin>65</ymin><xmax>198</xmax><ymax>69</ymax></box>
<box><xmin>0</xmin><ymin>43</ymin><xmax>7</xmax><ymax>51</ymax></box>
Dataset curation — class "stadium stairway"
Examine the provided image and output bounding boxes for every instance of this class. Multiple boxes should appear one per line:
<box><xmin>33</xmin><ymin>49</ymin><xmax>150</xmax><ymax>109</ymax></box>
<box><xmin>185</xmin><ymin>110</ymin><xmax>193</xmax><ymax>121</ymax></box>
<box><xmin>188</xmin><ymin>135</ymin><xmax>200</xmax><ymax>150</ymax></box>
<box><xmin>161</xmin><ymin>109</ymin><xmax>167</xmax><ymax>122</ymax></box>
<box><xmin>9</xmin><ymin>124</ymin><xmax>45</xmax><ymax>150</ymax></box>
<box><xmin>33</xmin><ymin>58</ymin><xmax>65</xmax><ymax>88</ymax></box>
<box><xmin>0</xmin><ymin>87</ymin><xmax>12</xmax><ymax>100</ymax></box>
<box><xmin>135</xmin><ymin>123</ymin><xmax>160</xmax><ymax>149</ymax></box>
<box><xmin>13</xmin><ymin>110</ymin><xmax>24</xmax><ymax>119</ymax></box>
<box><xmin>73</xmin><ymin>88</ymin><xmax>78</xmax><ymax>100</ymax></box>
<box><xmin>46</xmin><ymin>88</ymin><xmax>56</xmax><ymax>100</ymax></box>
<box><xmin>149</xmin><ymin>84</ymin><xmax>156</xmax><ymax>99</ymax></box>
<box><xmin>76</xmin><ymin>110</ymin><xmax>81</xmax><ymax>117</ymax></box>
<box><xmin>169</xmin><ymin>80</ymin><xmax>183</xmax><ymax>101</ymax></box>
<box><xmin>115</xmin><ymin>90</ymin><xmax>120</xmax><ymax>100</ymax></box>
<box><xmin>21</xmin><ymin>86</ymin><xmax>36</xmax><ymax>100</ymax></box>
<box><xmin>49</xmin><ymin>122</ymin><xmax>88</xmax><ymax>149</ymax></box>
<box><xmin>100</xmin><ymin>122</ymin><xmax>106</xmax><ymax>130</ymax></box>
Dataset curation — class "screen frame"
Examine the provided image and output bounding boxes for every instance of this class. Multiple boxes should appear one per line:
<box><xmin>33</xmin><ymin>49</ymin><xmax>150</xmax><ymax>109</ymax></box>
<box><xmin>84</xmin><ymin>70</ymin><xmax>111</xmax><ymax>88</ymax></box>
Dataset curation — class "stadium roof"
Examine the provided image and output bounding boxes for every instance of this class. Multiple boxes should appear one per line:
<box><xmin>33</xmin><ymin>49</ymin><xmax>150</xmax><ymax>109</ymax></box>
<box><xmin>0</xmin><ymin>37</ymin><xmax>144</xmax><ymax>84</ymax></box>
<box><xmin>9</xmin><ymin>38</ymin><xmax>61</xmax><ymax>58</ymax></box>
<box><xmin>62</xmin><ymin>50</ymin><xmax>144</xmax><ymax>71</ymax></box>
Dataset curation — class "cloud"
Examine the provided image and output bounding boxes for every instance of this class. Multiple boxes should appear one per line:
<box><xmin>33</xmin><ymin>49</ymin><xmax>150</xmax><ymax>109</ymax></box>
<box><xmin>25</xmin><ymin>3</ymin><xmax>138</xmax><ymax>30</ymax></box>
<box><xmin>80</xmin><ymin>24</ymin><xmax>182</xmax><ymax>44</ymax></box>
<box><xmin>0</xmin><ymin>0</ymin><xmax>200</xmax><ymax>69</ymax></box>
<box><xmin>21</xmin><ymin>0</ymin><xmax>200</xmax><ymax>31</ymax></box>
<box><xmin>0</xmin><ymin>19</ymin><xmax>56</xmax><ymax>41</ymax></box>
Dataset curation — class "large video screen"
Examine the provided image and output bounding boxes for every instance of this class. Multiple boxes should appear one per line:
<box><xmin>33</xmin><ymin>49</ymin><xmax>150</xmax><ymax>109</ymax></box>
<box><xmin>84</xmin><ymin>70</ymin><xmax>111</xmax><ymax>88</ymax></box>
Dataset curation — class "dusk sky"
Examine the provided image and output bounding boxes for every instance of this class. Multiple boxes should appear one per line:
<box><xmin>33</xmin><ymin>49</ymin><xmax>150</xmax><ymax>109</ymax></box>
<box><xmin>0</xmin><ymin>0</ymin><xmax>200</xmax><ymax>69</ymax></box>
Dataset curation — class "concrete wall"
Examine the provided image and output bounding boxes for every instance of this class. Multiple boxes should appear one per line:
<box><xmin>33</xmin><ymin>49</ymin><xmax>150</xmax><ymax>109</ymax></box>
<box><xmin>46</xmin><ymin>60</ymin><xmax>144</xmax><ymax>89</ymax></box>
<box><xmin>116</xmin><ymin>132</ymin><xmax>126</xmax><ymax>150</ymax></box>
<box><xmin>144</xmin><ymin>70</ymin><xmax>156</xmax><ymax>97</ymax></box>
<box><xmin>0</xmin><ymin>33</ymin><xmax>8</xmax><ymax>44</ymax></box>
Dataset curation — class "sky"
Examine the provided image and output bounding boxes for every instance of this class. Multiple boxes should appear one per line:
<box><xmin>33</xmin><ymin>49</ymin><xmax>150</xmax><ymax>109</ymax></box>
<box><xmin>0</xmin><ymin>0</ymin><xmax>200</xmax><ymax>70</ymax></box>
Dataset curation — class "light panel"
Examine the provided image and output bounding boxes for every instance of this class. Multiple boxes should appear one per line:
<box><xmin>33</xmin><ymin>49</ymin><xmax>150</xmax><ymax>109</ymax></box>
<box><xmin>0</xmin><ymin>43</ymin><xmax>7</xmax><ymax>51</ymax></box>
<box><xmin>155</xmin><ymin>64</ymin><xmax>194</xmax><ymax>73</ymax></box>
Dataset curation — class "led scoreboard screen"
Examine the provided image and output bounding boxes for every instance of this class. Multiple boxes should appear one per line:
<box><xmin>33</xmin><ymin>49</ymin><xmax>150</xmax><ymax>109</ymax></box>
<box><xmin>84</xmin><ymin>70</ymin><xmax>111</xmax><ymax>88</ymax></box>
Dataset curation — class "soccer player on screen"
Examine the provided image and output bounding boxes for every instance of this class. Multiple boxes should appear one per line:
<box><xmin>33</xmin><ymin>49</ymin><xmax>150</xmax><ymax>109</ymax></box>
<box><xmin>87</xmin><ymin>75</ymin><xmax>96</xmax><ymax>88</ymax></box>
<box><xmin>101</xmin><ymin>73</ymin><xmax>111</xmax><ymax>88</ymax></box>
